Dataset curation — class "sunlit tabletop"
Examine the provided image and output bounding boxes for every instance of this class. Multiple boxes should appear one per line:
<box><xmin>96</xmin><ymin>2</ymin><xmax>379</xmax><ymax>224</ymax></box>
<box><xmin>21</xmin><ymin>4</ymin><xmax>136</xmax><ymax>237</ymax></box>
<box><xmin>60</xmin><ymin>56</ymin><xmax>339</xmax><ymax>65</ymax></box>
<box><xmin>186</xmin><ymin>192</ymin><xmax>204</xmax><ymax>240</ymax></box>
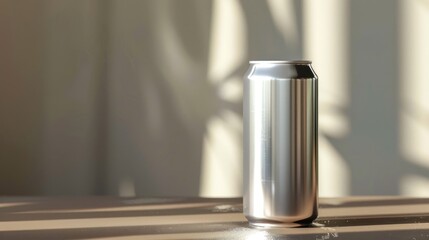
<box><xmin>1</xmin><ymin>196</ymin><xmax>429</xmax><ymax>239</ymax></box>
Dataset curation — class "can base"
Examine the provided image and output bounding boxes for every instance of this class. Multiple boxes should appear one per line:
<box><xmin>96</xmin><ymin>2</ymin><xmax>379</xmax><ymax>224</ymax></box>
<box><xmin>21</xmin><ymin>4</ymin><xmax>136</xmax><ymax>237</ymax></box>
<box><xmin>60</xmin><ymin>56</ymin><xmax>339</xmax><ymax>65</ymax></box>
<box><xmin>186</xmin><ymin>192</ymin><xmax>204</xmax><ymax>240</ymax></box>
<box><xmin>249</xmin><ymin>222</ymin><xmax>304</xmax><ymax>228</ymax></box>
<box><xmin>245</xmin><ymin>212</ymin><xmax>318</xmax><ymax>229</ymax></box>
<box><xmin>249</xmin><ymin>218</ymin><xmax>316</xmax><ymax>228</ymax></box>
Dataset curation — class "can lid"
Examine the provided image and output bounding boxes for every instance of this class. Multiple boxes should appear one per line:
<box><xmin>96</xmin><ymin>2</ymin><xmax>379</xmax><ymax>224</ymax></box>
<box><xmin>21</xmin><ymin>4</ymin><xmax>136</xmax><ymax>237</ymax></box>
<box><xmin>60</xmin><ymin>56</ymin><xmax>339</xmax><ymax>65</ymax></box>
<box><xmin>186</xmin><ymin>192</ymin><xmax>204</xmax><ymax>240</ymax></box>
<box><xmin>249</xmin><ymin>60</ymin><xmax>312</xmax><ymax>64</ymax></box>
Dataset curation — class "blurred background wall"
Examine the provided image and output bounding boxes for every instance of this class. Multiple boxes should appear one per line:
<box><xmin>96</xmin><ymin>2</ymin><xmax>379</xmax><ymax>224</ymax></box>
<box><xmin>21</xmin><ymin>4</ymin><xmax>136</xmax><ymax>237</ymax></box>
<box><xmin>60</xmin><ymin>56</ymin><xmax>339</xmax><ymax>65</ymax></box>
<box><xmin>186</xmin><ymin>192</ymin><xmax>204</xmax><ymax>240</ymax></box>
<box><xmin>0</xmin><ymin>0</ymin><xmax>428</xmax><ymax>197</ymax></box>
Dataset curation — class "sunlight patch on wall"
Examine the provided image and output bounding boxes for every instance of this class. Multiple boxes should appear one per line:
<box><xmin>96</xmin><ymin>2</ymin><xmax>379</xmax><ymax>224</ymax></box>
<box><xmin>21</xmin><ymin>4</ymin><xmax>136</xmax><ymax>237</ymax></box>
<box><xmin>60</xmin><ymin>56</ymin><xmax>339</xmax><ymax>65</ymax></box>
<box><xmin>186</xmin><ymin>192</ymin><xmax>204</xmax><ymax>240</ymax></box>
<box><xmin>401</xmin><ymin>175</ymin><xmax>429</xmax><ymax>196</ymax></box>
<box><xmin>303</xmin><ymin>0</ymin><xmax>349</xmax><ymax>107</ymax></box>
<box><xmin>319</xmin><ymin>110</ymin><xmax>349</xmax><ymax>139</ymax></box>
<box><xmin>266</xmin><ymin>0</ymin><xmax>299</xmax><ymax>48</ymax></box>
<box><xmin>303</xmin><ymin>0</ymin><xmax>350</xmax><ymax>197</ymax></box>
<box><xmin>399</xmin><ymin>0</ymin><xmax>429</xmax><ymax>172</ymax></box>
<box><xmin>207</xmin><ymin>0</ymin><xmax>247</xmax><ymax>84</ymax></box>
<box><xmin>200</xmin><ymin>0</ymin><xmax>246</xmax><ymax>197</ymax></box>
<box><xmin>318</xmin><ymin>137</ymin><xmax>350</xmax><ymax>197</ymax></box>
<box><xmin>218</xmin><ymin>76</ymin><xmax>243</xmax><ymax>103</ymax></box>
<box><xmin>200</xmin><ymin>110</ymin><xmax>243</xmax><ymax>197</ymax></box>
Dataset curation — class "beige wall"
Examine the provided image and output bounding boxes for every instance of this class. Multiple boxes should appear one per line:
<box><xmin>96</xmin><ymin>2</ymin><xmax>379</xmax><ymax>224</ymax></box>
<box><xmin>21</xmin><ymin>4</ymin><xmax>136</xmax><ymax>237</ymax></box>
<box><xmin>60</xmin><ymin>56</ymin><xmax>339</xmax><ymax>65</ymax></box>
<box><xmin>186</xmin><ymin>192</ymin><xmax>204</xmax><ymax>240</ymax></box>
<box><xmin>0</xmin><ymin>0</ymin><xmax>428</xmax><ymax>197</ymax></box>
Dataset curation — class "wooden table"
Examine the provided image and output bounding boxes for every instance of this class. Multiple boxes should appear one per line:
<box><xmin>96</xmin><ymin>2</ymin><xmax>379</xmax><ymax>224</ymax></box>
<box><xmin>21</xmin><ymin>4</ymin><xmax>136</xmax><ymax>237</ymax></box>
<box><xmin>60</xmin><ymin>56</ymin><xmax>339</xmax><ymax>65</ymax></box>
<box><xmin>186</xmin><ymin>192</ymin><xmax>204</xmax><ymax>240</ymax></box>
<box><xmin>1</xmin><ymin>196</ymin><xmax>429</xmax><ymax>239</ymax></box>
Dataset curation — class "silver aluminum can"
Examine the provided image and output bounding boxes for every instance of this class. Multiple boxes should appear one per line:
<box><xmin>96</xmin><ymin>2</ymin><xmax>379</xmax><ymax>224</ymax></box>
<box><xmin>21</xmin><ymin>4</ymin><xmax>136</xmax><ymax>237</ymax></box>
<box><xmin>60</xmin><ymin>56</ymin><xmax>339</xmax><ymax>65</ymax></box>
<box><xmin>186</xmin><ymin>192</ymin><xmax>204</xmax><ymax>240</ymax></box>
<box><xmin>243</xmin><ymin>60</ymin><xmax>318</xmax><ymax>227</ymax></box>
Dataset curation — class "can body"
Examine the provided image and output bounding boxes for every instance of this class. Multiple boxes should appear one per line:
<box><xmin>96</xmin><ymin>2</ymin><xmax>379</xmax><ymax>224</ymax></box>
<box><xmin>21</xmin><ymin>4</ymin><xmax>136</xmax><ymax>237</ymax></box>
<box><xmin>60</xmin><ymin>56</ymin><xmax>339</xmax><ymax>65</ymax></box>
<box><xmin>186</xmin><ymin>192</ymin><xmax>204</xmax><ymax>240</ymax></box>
<box><xmin>243</xmin><ymin>61</ymin><xmax>318</xmax><ymax>227</ymax></box>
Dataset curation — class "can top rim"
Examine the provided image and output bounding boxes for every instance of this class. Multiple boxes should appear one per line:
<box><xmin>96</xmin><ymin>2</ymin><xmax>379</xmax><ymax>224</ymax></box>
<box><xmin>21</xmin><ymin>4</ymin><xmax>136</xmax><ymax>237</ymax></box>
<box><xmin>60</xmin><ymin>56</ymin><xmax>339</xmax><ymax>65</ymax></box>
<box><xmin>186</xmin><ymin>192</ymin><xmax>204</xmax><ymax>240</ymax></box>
<box><xmin>249</xmin><ymin>60</ymin><xmax>312</xmax><ymax>64</ymax></box>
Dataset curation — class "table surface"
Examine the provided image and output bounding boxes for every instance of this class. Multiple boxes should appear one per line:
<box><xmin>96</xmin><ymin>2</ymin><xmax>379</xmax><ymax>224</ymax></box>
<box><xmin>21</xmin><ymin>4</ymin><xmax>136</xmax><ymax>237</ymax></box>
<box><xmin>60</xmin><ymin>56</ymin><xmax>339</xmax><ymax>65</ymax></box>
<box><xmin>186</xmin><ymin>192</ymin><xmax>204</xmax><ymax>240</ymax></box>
<box><xmin>1</xmin><ymin>196</ymin><xmax>429</xmax><ymax>239</ymax></box>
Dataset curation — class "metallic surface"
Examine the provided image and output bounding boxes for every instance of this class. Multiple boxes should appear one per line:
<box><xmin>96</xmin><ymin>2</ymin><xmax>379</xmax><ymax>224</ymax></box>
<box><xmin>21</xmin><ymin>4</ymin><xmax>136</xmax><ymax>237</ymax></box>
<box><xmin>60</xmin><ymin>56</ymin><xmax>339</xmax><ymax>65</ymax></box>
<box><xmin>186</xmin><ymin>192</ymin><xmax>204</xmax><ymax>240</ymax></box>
<box><xmin>243</xmin><ymin>61</ymin><xmax>318</xmax><ymax>227</ymax></box>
